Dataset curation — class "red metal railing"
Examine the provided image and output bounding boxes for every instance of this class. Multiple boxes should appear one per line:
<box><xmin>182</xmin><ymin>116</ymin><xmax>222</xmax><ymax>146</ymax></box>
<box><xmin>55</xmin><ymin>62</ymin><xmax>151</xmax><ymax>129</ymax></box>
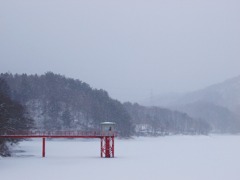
<box><xmin>0</xmin><ymin>130</ymin><xmax>116</xmax><ymax>137</ymax></box>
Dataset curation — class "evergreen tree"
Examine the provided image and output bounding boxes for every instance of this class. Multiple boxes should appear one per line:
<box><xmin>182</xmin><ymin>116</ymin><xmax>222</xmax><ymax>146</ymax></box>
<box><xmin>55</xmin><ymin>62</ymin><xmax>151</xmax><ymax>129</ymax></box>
<box><xmin>0</xmin><ymin>78</ymin><xmax>34</xmax><ymax>156</ymax></box>
<box><xmin>61</xmin><ymin>108</ymin><xmax>73</xmax><ymax>129</ymax></box>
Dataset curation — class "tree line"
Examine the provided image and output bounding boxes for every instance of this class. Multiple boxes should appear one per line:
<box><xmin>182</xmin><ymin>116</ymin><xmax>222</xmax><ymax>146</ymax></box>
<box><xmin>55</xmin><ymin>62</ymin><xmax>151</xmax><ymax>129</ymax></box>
<box><xmin>0</xmin><ymin>78</ymin><xmax>33</xmax><ymax>156</ymax></box>
<box><xmin>1</xmin><ymin>72</ymin><xmax>132</xmax><ymax>136</ymax></box>
<box><xmin>0</xmin><ymin>72</ymin><xmax>211</xmax><ymax>156</ymax></box>
<box><xmin>124</xmin><ymin>102</ymin><xmax>210</xmax><ymax>136</ymax></box>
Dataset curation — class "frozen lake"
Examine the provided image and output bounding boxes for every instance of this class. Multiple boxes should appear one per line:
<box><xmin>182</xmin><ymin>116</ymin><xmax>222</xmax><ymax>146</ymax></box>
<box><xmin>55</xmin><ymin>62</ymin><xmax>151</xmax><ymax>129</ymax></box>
<box><xmin>1</xmin><ymin>135</ymin><xmax>240</xmax><ymax>180</ymax></box>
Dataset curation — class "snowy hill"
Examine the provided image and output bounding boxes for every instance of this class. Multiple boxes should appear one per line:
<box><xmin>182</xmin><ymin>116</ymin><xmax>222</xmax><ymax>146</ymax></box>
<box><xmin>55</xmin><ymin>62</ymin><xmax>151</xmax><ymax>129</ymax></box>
<box><xmin>0</xmin><ymin>72</ymin><xmax>211</xmax><ymax>136</ymax></box>
<box><xmin>174</xmin><ymin>75</ymin><xmax>240</xmax><ymax>112</ymax></box>
<box><xmin>123</xmin><ymin>102</ymin><xmax>210</xmax><ymax>135</ymax></box>
<box><xmin>0</xmin><ymin>72</ymin><xmax>132</xmax><ymax>136</ymax></box>
<box><xmin>142</xmin><ymin>75</ymin><xmax>240</xmax><ymax>132</ymax></box>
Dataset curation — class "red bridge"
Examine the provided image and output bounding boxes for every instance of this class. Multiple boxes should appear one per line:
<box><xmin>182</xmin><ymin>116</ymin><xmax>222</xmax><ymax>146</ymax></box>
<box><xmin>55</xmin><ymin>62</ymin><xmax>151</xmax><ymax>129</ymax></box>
<box><xmin>0</xmin><ymin>130</ymin><xmax>115</xmax><ymax>158</ymax></box>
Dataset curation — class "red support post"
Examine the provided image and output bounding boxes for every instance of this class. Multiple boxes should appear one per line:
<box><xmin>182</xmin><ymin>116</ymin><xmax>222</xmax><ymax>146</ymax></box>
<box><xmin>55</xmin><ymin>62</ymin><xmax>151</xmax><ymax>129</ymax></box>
<box><xmin>101</xmin><ymin>137</ymin><xmax>103</xmax><ymax>158</ymax></box>
<box><xmin>42</xmin><ymin>137</ymin><xmax>45</xmax><ymax>158</ymax></box>
<box><xmin>106</xmin><ymin>137</ymin><xmax>110</xmax><ymax>157</ymax></box>
<box><xmin>112</xmin><ymin>136</ymin><xmax>114</xmax><ymax>158</ymax></box>
<box><xmin>100</xmin><ymin>136</ymin><xmax>114</xmax><ymax>158</ymax></box>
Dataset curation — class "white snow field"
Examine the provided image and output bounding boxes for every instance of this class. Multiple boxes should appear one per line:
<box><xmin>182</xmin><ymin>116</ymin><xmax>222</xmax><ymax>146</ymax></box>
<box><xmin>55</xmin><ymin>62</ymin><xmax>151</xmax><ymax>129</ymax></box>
<box><xmin>1</xmin><ymin>135</ymin><xmax>240</xmax><ymax>180</ymax></box>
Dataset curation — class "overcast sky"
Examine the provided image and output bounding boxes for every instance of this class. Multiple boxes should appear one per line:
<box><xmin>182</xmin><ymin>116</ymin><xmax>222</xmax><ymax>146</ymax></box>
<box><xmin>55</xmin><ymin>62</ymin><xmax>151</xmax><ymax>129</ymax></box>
<box><xmin>0</xmin><ymin>0</ymin><xmax>240</xmax><ymax>102</ymax></box>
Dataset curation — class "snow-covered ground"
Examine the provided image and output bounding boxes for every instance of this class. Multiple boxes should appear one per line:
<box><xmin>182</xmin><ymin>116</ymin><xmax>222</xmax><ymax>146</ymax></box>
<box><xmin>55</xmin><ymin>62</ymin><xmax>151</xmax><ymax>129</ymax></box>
<box><xmin>1</xmin><ymin>135</ymin><xmax>240</xmax><ymax>180</ymax></box>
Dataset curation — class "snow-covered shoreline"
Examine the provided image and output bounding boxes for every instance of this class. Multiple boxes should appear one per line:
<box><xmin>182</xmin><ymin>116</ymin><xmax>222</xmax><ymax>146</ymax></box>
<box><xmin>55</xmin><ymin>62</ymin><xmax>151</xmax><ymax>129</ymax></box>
<box><xmin>1</xmin><ymin>135</ymin><xmax>240</xmax><ymax>180</ymax></box>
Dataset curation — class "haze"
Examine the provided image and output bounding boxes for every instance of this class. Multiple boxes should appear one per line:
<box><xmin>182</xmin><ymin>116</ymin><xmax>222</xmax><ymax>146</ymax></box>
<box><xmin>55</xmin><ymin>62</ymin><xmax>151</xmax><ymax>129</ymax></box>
<box><xmin>1</xmin><ymin>0</ymin><xmax>240</xmax><ymax>102</ymax></box>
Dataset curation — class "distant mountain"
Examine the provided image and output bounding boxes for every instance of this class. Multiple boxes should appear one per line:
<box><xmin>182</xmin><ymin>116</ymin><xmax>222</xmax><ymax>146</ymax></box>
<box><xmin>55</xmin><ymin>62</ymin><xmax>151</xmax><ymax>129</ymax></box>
<box><xmin>142</xmin><ymin>75</ymin><xmax>240</xmax><ymax>133</ymax></box>
<box><xmin>177</xmin><ymin>102</ymin><xmax>239</xmax><ymax>133</ymax></box>
<box><xmin>175</xmin><ymin>76</ymin><xmax>240</xmax><ymax>112</ymax></box>
<box><xmin>0</xmin><ymin>72</ymin><xmax>211</xmax><ymax>136</ymax></box>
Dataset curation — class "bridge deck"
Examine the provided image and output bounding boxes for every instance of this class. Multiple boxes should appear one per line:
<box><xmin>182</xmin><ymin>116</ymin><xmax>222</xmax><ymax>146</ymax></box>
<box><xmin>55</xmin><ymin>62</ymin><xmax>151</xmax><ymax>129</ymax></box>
<box><xmin>0</xmin><ymin>131</ymin><xmax>115</xmax><ymax>139</ymax></box>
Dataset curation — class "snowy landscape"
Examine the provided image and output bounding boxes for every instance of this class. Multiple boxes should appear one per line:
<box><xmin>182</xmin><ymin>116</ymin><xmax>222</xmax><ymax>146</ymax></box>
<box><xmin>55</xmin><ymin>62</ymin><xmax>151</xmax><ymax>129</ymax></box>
<box><xmin>1</xmin><ymin>1</ymin><xmax>240</xmax><ymax>179</ymax></box>
<box><xmin>1</xmin><ymin>135</ymin><xmax>240</xmax><ymax>180</ymax></box>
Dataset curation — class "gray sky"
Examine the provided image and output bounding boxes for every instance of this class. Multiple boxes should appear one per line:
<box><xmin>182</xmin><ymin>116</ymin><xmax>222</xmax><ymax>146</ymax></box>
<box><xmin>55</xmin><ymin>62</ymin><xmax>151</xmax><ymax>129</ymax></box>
<box><xmin>1</xmin><ymin>0</ymin><xmax>240</xmax><ymax>102</ymax></box>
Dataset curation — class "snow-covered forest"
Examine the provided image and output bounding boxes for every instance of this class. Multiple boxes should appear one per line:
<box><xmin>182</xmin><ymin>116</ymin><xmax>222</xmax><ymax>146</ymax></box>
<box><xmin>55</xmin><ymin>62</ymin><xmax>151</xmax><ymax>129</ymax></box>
<box><xmin>0</xmin><ymin>79</ymin><xmax>33</xmax><ymax>156</ymax></box>
<box><xmin>1</xmin><ymin>73</ymin><xmax>211</xmax><ymax>134</ymax></box>
<box><xmin>0</xmin><ymin>72</ymin><xmax>215</xmax><ymax>156</ymax></box>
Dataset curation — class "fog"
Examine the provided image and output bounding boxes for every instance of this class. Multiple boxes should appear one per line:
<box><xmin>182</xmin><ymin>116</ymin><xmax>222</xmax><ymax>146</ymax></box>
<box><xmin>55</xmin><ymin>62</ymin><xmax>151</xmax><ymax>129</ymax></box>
<box><xmin>1</xmin><ymin>0</ymin><xmax>240</xmax><ymax>102</ymax></box>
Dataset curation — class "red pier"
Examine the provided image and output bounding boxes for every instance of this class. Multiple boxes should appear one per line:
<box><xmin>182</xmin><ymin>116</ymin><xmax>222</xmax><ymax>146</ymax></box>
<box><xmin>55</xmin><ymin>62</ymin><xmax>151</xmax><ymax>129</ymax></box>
<box><xmin>0</xmin><ymin>130</ymin><xmax>116</xmax><ymax>158</ymax></box>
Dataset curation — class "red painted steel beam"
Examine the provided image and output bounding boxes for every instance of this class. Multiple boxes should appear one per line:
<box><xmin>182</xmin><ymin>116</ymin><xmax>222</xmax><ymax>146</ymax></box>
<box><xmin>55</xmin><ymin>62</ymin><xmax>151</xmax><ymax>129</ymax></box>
<box><xmin>101</xmin><ymin>137</ymin><xmax>103</xmax><ymax>158</ymax></box>
<box><xmin>0</xmin><ymin>135</ymin><xmax>103</xmax><ymax>139</ymax></box>
<box><xmin>112</xmin><ymin>136</ymin><xmax>114</xmax><ymax>158</ymax></box>
<box><xmin>42</xmin><ymin>138</ymin><xmax>45</xmax><ymax>158</ymax></box>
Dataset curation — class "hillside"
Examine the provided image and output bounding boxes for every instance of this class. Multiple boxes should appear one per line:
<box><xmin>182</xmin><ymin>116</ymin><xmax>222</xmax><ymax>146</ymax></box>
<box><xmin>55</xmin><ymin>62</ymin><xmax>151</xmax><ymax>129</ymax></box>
<box><xmin>178</xmin><ymin>102</ymin><xmax>240</xmax><ymax>133</ymax></box>
<box><xmin>0</xmin><ymin>72</ymin><xmax>211</xmax><ymax>136</ymax></box>
<box><xmin>1</xmin><ymin>72</ymin><xmax>132</xmax><ymax>136</ymax></box>
<box><xmin>124</xmin><ymin>102</ymin><xmax>210</xmax><ymax>135</ymax></box>
<box><xmin>142</xmin><ymin>75</ymin><xmax>240</xmax><ymax>133</ymax></box>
